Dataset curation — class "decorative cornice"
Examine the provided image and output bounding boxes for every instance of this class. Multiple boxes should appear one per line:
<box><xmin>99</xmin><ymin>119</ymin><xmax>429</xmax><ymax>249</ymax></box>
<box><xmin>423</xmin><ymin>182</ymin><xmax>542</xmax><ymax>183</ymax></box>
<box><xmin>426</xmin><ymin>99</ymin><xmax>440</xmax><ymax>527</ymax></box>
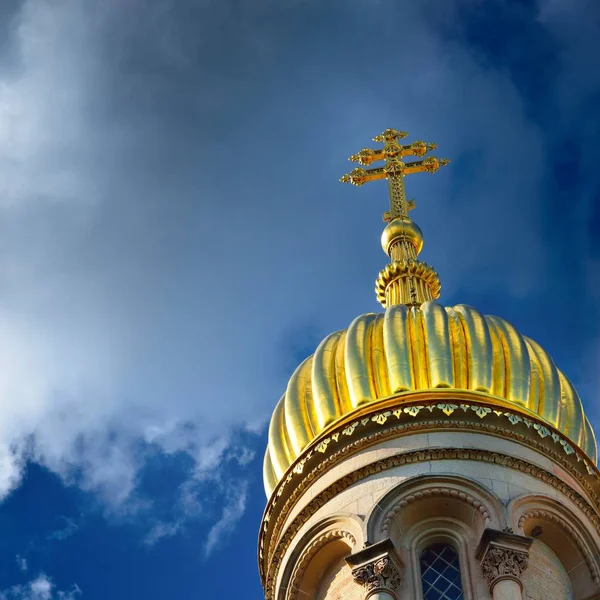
<box><xmin>259</xmin><ymin>397</ymin><xmax>600</xmax><ymax>587</ymax></box>
<box><xmin>262</xmin><ymin>448</ymin><xmax>600</xmax><ymax>600</ymax></box>
<box><xmin>477</xmin><ymin>529</ymin><xmax>532</xmax><ymax>592</ymax></box>
<box><xmin>346</xmin><ymin>539</ymin><xmax>403</xmax><ymax>599</ymax></box>
<box><xmin>382</xmin><ymin>487</ymin><xmax>491</xmax><ymax>536</ymax></box>
<box><xmin>518</xmin><ymin>509</ymin><xmax>600</xmax><ymax>584</ymax></box>
<box><xmin>286</xmin><ymin>530</ymin><xmax>356</xmax><ymax>600</ymax></box>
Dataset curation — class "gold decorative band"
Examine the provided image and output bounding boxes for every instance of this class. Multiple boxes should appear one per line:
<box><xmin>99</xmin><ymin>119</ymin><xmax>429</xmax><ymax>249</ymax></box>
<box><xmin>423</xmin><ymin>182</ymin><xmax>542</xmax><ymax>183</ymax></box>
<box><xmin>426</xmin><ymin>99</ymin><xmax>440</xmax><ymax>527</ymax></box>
<box><xmin>375</xmin><ymin>259</ymin><xmax>441</xmax><ymax>307</ymax></box>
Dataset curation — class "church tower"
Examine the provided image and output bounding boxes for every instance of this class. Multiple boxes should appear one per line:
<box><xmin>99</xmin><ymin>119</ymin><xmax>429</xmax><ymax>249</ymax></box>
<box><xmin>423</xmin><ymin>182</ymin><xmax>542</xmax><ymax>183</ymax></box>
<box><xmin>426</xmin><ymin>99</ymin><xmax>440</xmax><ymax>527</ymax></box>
<box><xmin>258</xmin><ymin>129</ymin><xmax>600</xmax><ymax>600</ymax></box>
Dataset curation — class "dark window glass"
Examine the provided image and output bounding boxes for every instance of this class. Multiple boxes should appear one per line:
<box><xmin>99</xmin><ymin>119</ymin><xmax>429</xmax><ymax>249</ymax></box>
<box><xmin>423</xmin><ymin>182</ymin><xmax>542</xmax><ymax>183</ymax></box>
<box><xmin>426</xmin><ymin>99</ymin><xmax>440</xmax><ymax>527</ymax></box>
<box><xmin>419</xmin><ymin>543</ymin><xmax>464</xmax><ymax>600</ymax></box>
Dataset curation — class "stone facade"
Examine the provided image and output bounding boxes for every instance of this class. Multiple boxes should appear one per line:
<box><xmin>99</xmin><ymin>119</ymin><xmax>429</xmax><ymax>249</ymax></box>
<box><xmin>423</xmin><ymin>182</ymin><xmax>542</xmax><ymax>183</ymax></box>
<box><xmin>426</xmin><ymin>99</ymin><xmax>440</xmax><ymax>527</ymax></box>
<box><xmin>522</xmin><ymin>540</ymin><xmax>573</xmax><ymax>600</ymax></box>
<box><xmin>260</xmin><ymin>403</ymin><xmax>600</xmax><ymax>600</ymax></box>
<box><xmin>316</xmin><ymin>558</ymin><xmax>360</xmax><ymax>600</ymax></box>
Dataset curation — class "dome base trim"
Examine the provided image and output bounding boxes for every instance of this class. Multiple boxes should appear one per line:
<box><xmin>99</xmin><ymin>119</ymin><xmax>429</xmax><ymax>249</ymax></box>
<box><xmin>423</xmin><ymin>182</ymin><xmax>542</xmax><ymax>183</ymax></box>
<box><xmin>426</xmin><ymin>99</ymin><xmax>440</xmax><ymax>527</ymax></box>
<box><xmin>301</xmin><ymin>388</ymin><xmax>582</xmax><ymax>456</ymax></box>
<box><xmin>265</xmin><ymin>388</ymin><xmax>597</xmax><ymax>496</ymax></box>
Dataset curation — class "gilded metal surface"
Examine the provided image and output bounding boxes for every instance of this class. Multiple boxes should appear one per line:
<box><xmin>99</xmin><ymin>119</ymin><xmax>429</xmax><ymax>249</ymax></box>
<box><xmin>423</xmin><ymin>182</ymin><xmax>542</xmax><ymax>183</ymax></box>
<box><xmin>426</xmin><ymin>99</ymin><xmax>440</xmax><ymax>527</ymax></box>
<box><xmin>340</xmin><ymin>128</ymin><xmax>449</xmax><ymax>223</ymax></box>
<box><xmin>341</xmin><ymin>129</ymin><xmax>449</xmax><ymax>308</ymax></box>
<box><xmin>375</xmin><ymin>257</ymin><xmax>440</xmax><ymax>307</ymax></box>
<box><xmin>263</xmin><ymin>302</ymin><xmax>597</xmax><ymax>496</ymax></box>
<box><xmin>262</xmin><ymin>127</ymin><xmax>597</xmax><ymax>502</ymax></box>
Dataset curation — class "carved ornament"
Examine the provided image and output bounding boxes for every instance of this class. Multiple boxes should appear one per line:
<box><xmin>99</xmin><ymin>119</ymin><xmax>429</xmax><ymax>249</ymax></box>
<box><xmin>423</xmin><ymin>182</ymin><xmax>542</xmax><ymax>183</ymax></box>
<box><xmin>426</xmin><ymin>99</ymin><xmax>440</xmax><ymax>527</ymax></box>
<box><xmin>382</xmin><ymin>486</ymin><xmax>491</xmax><ymax>536</ymax></box>
<box><xmin>477</xmin><ymin>529</ymin><xmax>532</xmax><ymax>592</ymax></box>
<box><xmin>480</xmin><ymin>546</ymin><xmax>529</xmax><ymax>588</ymax></box>
<box><xmin>352</xmin><ymin>556</ymin><xmax>402</xmax><ymax>597</ymax></box>
<box><xmin>346</xmin><ymin>539</ymin><xmax>403</xmax><ymax>600</ymax></box>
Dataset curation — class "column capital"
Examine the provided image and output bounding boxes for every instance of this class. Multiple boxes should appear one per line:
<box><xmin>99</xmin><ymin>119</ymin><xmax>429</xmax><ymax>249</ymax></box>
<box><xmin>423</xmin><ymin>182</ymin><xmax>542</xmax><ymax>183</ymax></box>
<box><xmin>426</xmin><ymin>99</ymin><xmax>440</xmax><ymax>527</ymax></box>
<box><xmin>346</xmin><ymin>539</ymin><xmax>403</xmax><ymax>599</ymax></box>
<box><xmin>476</xmin><ymin>528</ymin><xmax>532</xmax><ymax>592</ymax></box>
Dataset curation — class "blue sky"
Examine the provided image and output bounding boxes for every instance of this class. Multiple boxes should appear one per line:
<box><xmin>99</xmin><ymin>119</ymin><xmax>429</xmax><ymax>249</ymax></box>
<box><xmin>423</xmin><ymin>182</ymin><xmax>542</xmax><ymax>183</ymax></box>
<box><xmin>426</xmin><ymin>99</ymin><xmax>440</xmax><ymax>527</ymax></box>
<box><xmin>0</xmin><ymin>0</ymin><xmax>598</xmax><ymax>598</ymax></box>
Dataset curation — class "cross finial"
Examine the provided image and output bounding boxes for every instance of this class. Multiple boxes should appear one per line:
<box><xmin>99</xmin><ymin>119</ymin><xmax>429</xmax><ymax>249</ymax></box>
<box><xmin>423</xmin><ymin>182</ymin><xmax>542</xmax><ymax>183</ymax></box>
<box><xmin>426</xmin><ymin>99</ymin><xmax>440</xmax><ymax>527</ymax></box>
<box><xmin>340</xmin><ymin>129</ymin><xmax>449</xmax><ymax>222</ymax></box>
<box><xmin>340</xmin><ymin>129</ymin><xmax>449</xmax><ymax>308</ymax></box>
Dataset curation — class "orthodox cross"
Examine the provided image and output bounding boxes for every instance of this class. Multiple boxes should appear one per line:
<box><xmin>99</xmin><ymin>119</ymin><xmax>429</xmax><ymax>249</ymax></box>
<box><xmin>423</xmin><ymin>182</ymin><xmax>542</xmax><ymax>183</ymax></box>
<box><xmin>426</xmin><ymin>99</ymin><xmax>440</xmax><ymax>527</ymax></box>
<box><xmin>340</xmin><ymin>128</ymin><xmax>449</xmax><ymax>222</ymax></box>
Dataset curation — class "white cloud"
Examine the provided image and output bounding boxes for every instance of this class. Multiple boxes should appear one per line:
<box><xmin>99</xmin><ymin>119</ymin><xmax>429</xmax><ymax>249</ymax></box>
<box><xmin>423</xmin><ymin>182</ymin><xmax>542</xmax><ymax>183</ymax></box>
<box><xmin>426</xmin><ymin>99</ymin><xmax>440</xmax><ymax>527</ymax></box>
<box><xmin>27</xmin><ymin>577</ymin><xmax>52</xmax><ymax>600</ymax></box>
<box><xmin>16</xmin><ymin>556</ymin><xmax>27</xmax><ymax>573</ymax></box>
<box><xmin>204</xmin><ymin>481</ymin><xmax>248</xmax><ymax>557</ymax></box>
<box><xmin>142</xmin><ymin>520</ymin><xmax>182</xmax><ymax>547</ymax></box>
<box><xmin>47</xmin><ymin>517</ymin><xmax>78</xmax><ymax>542</ymax></box>
<box><xmin>0</xmin><ymin>574</ymin><xmax>81</xmax><ymax>600</ymax></box>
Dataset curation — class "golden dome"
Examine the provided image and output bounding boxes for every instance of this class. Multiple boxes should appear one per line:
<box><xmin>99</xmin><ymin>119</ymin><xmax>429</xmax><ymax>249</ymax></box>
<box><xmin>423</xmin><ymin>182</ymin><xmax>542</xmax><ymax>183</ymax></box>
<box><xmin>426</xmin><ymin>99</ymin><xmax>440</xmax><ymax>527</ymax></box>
<box><xmin>263</xmin><ymin>302</ymin><xmax>597</xmax><ymax>496</ymax></box>
<box><xmin>263</xmin><ymin>129</ymin><xmax>597</xmax><ymax>497</ymax></box>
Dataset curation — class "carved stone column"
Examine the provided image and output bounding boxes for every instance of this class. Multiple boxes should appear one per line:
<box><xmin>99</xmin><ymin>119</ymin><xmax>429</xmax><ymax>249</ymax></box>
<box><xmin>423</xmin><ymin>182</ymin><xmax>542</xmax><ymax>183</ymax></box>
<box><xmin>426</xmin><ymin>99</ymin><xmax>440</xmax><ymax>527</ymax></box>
<box><xmin>346</xmin><ymin>539</ymin><xmax>403</xmax><ymax>600</ymax></box>
<box><xmin>476</xmin><ymin>529</ymin><xmax>532</xmax><ymax>599</ymax></box>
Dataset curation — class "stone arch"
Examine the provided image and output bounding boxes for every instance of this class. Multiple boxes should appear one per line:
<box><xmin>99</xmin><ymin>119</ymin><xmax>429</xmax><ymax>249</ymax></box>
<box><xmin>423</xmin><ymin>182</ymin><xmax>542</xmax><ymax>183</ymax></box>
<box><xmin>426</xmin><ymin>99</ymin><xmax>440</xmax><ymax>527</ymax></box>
<box><xmin>509</xmin><ymin>494</ymin><xmax>600</xmax><ymax>599</ymax></box>
<box><xmin>365</xmin><ymin>474</ymin><xmax>505</xmax><ymax>544</ymax></box>
<box><xmin>278</xmin><ymin>514</ymin><xmax>362</xmax><ymax>600</ymax></box>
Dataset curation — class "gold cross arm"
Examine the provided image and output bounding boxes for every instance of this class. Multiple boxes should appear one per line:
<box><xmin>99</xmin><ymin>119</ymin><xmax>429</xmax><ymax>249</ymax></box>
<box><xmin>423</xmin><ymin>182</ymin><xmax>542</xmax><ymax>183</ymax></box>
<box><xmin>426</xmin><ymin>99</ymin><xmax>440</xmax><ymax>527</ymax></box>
<box><xmin>340</xmin><ymin>156</ymin><xmax>450</xmax><ymax>186</ymax></box>
<box><xmin>405</xmin><ymin>156</ymin><xmax>450</xmax><ymax>174</ymax></box>
<box><xmin>349</xmin><ymin>141</ymin><xmax>438</xmax><ymax>166</ymax></box>
<box><xmin>372</xmin><ymin>128</ymin><xmax>409</xmax><ymax>142</ymax></box>
<box><xmin>340</xmin><ymin>166</ymin><xmax>384</xmax><ymax>186</ymax></box>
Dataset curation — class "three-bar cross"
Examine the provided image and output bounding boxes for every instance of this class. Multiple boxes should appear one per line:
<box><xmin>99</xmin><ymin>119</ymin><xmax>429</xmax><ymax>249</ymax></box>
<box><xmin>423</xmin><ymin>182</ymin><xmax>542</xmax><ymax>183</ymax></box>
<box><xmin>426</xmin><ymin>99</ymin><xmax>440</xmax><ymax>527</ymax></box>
<box><xmin>340</xmin><ymin>128</ymin><xmax>449</xmax><ymax>222</ymax></box>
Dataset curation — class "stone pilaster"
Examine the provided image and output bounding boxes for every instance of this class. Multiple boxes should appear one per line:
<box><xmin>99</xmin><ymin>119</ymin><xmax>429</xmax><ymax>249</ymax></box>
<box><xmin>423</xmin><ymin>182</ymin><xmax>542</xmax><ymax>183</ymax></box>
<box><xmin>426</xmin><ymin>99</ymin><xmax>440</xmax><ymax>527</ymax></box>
<box><xmin>477</xmin><ymin>528</ymin><xmax>532</xmax><ymax>598</ymax></box>
<box><xmin>346</xmin><ymin>539</ymin><xmax>403</xmax><ymax>600</ymax></box>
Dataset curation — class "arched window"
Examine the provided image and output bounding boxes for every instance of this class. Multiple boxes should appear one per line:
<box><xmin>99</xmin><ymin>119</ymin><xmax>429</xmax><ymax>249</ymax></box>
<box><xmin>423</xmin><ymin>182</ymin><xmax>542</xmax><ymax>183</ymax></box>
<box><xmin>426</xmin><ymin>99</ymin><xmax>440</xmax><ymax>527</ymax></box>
<box><xmin>419</xmin><ymin>543</ymin><xmax>464</xmax><ymax>600</ymax></box>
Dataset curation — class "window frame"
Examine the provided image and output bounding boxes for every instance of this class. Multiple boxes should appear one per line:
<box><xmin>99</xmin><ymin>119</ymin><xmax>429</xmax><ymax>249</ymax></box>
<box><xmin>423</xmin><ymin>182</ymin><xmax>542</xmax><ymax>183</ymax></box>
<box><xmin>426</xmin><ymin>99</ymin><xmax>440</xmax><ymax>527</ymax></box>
<box><xmin>419</xmin><ymin>541</ymin><xmax>465</xmax><ymax>600</ymax></box>
<box><xmin>408</xmin><ymin>522</ymin><xmax>474</xmax><ymax>600</ymax></box>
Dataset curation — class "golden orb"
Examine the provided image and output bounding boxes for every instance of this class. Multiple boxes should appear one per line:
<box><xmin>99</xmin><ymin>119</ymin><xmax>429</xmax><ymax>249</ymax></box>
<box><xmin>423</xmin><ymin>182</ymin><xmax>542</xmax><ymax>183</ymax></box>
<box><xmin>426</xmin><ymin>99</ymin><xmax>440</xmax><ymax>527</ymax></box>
<box><xmin>381</xmin><ymin>217</ymin><xmax>424</xmax><ymax>256</ymax></box>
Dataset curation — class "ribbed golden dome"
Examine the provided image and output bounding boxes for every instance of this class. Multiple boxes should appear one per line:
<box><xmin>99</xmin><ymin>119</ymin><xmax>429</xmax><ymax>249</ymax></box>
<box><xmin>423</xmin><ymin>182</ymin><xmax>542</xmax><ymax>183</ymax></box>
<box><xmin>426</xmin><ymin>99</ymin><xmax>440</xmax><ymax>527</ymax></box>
<box><xmin>263</xmin><ymin>302</ymin><xmax>597</xmax><ymax>495</ymax></box>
